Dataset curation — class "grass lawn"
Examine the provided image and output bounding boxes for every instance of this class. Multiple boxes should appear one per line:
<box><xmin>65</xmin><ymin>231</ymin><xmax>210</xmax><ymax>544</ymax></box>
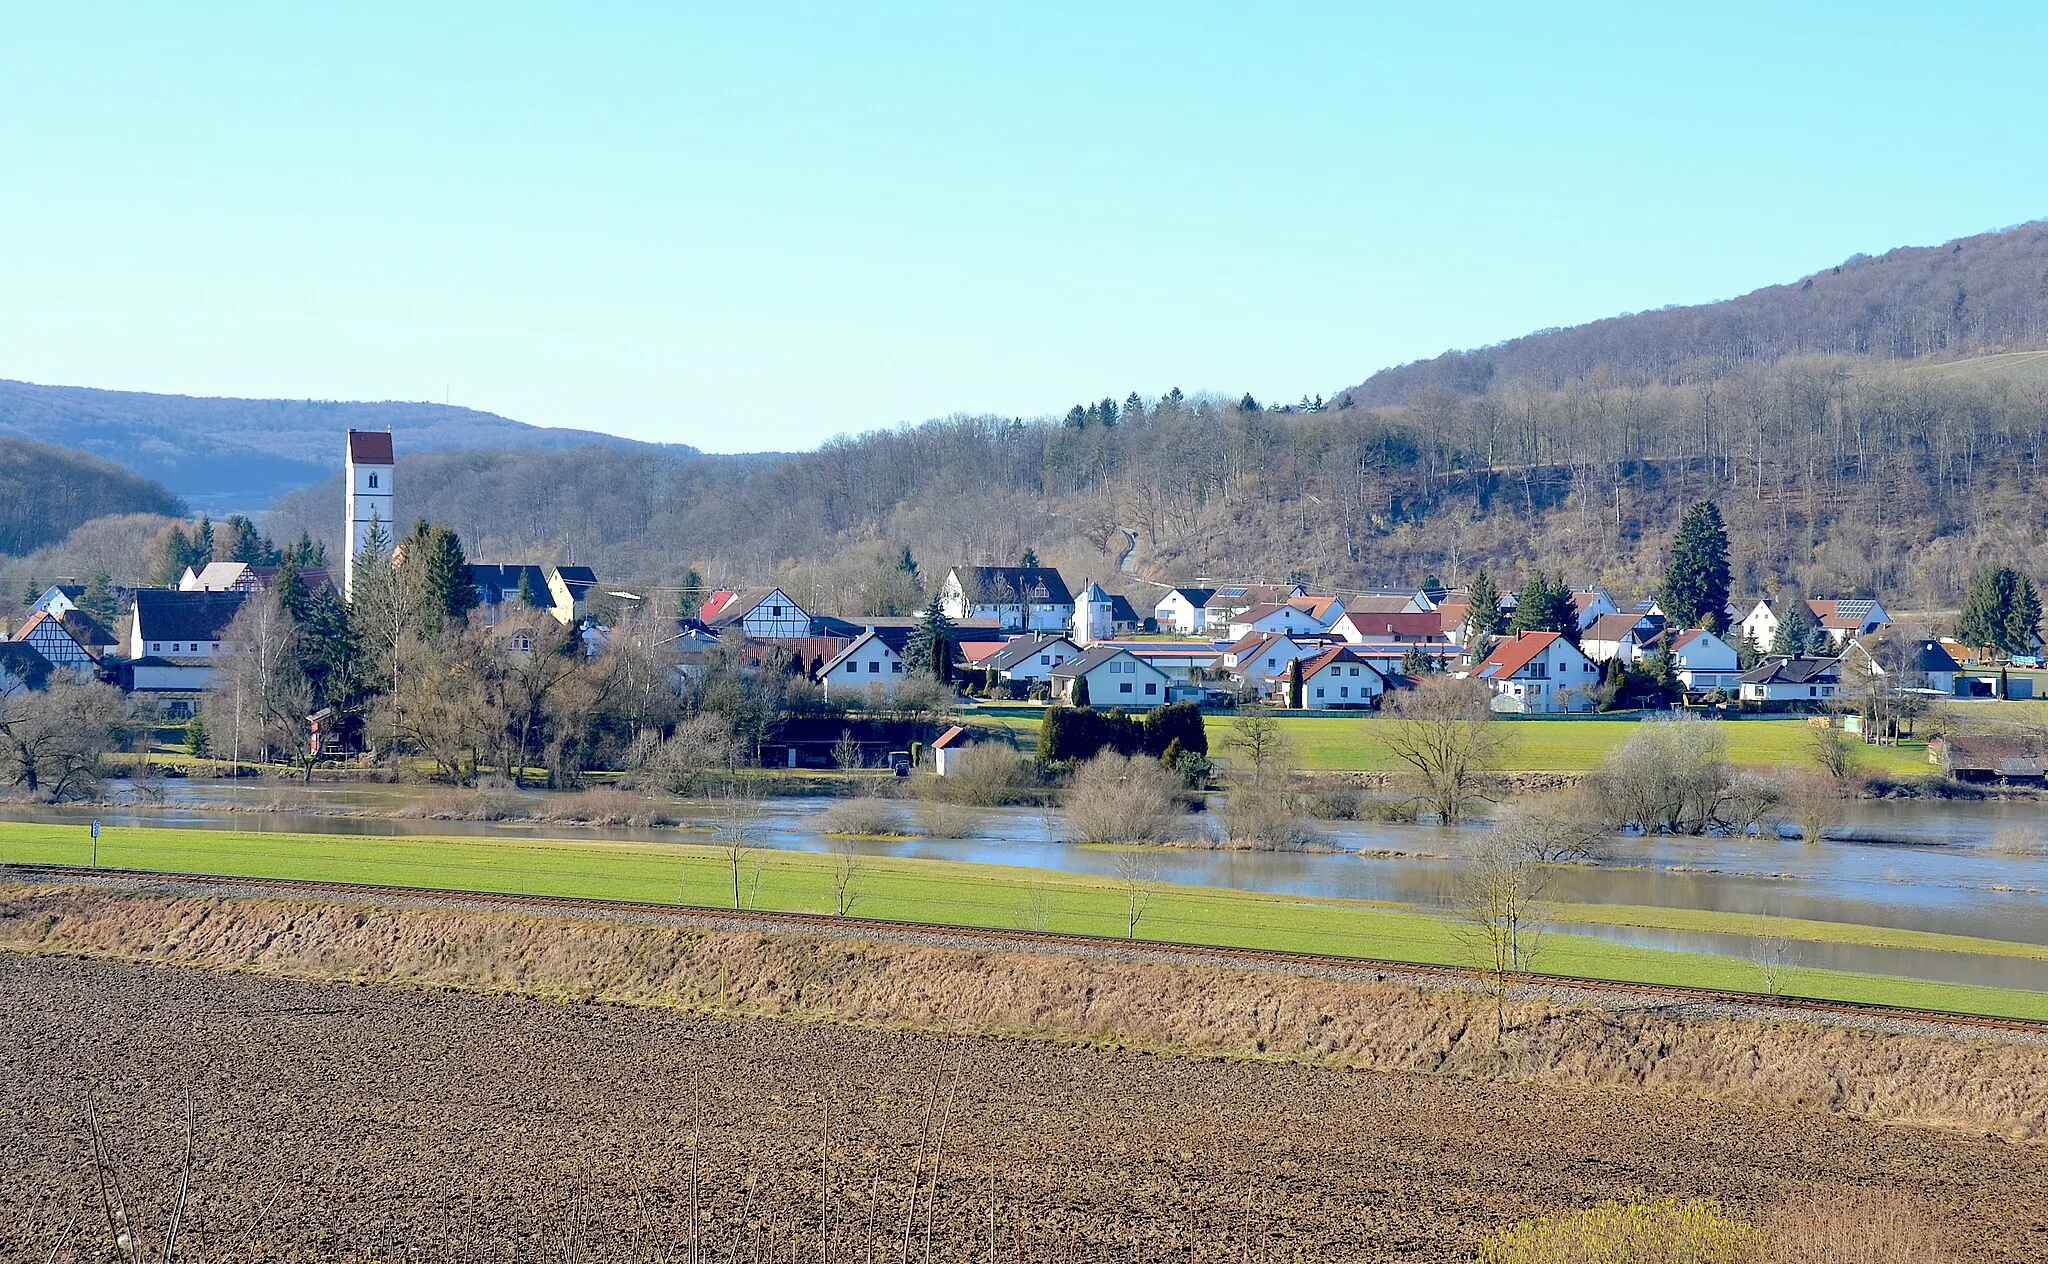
<box><xmin>3</xmin><ymin>820</ymin><xmax>2043</xmax><ymax>1021</ymax></box>
<box><xmin>981</xmin><ymin>712</ymin><xmax>1930</xmax><ymax>775</ymax></box>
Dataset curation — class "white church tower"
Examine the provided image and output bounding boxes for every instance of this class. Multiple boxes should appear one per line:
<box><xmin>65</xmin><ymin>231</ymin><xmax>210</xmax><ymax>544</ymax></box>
<box><xmin>343</xmin><ymin>429</ymin><xmax>395</xmax><ymax>601</ymax></box>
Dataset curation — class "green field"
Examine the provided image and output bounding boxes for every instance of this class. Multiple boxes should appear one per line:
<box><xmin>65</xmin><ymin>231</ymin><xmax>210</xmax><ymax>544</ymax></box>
<box><xmin>982</xmin><ymin>711</ymin><xmax>1932</xmax><ymax>775</ymax></box>
<box><xmin>3</xmin><ymin>821</ymin><xmax>2042</xmax><ymax>1020</ymax></box>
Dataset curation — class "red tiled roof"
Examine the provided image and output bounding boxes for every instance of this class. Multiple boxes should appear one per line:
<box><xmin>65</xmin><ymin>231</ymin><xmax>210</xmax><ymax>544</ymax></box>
<box><xmin>1472</xmin><ymin>631</ymin><xmax>1563</xmax><ymax>681</ymax></box>
<box><xmin>1340</xmin><ymin>611</ymin><xmax>1443</xmax><ymax>640</ymax></box>
<box><xmin>957</xmin><ymin>640</ymin><xmax>1008</xmax><ymax>663</ymax></box>
<box><xmin>347</xmin><ymin>429</ymin><xmax>394</xmax><ymax>464</ymax></box>
<box><xmin>1298</xmin><ymin>646</ymin><xmax>1376</xmax><ymax>678</ymax></box>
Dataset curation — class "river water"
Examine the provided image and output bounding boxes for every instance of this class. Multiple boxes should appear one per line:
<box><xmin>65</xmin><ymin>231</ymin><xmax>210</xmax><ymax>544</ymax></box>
<box><xmin>8</xmin><ymin>783</ymin><xmax>2047</xmax><ymax>990</ymax></box>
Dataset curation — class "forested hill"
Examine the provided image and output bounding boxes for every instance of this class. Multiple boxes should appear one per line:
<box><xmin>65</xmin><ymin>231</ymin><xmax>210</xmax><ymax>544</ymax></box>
<box><xmin>0</xmin><ymin>435</ymin><xmax>185</xmax><ymax>556</ymax></box>
<box><xmin>0</xmin><ymin>380</ymin><xmax>691</xmax><ymax>511</ymax></box>
<box><xmin>1342</xmin><ymin>220</ymin><xmax>2048</xmax><ymax>405</ymax></box>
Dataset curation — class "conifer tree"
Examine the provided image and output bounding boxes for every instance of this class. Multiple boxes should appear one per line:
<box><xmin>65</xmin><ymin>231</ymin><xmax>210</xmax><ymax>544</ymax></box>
<box><xmin>1771</xmin><ymin>596</ymin><xmax>1813</xmax><ymax>657</ymax></box>
<box><xmin>905</xmin><ymin>593</ymin><xmax>956</xmax><ymax>682</ymax></box>
<box><xmin>1463</xmin><ymin>569</ymin><xmax>1502</xmax><ymax>656</ymax></box>
<box><xmin>2009</xmin><ymin>573</ymin><xmax>2043</xmax><ymax>657</ymax></box>
<box><xmin>1660</xmin><ymin>500</ymin><xmax>1731</xmax><ymax>634</ymax></box>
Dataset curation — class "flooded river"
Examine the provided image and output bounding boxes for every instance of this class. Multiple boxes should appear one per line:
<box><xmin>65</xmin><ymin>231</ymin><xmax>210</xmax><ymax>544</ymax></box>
<box><xmin>8</xmin><ymin>782</ymin><xmax>2047</xmax><ymax>990</ymax></box>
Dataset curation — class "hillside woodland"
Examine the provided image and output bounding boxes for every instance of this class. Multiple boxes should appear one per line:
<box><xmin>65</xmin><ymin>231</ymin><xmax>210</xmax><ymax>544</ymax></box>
<box><xmin>1343</xmin><ymin>219</ymin><xmax>2048</xmax><ymax>403</ymax></box>
<box><xmin>0</xmin><ymin>380</ymin><xmax>691</xmax><ymax>507</ymax></box>
<box><xmin>18</xmin><ymin>222</ymin><xmax>2048</xmax><ymax>615</ymax></box>
<box><xmin>0</xmin><ymin>436</ymin><xmax>183</xmax><ymax>557</ymax></box>
<box><xmin>255</xmin><ymin>343</ymin><xmax>2048</xmax><ymax>616</ymax></box>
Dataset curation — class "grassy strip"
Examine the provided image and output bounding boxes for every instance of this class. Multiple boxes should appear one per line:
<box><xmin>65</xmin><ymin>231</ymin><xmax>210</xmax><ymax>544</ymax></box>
<box><xmin>4</xmin><ymin>820</ymin><xmax>2044</xmax><ymax>1020</ymax></box>
<box><xmin>1548</xmin><ymin>901</ymin><xmax>2048</xmax><ymax>962</ymax></box>
<box><xmin>981</xmin><ymin>713</ymin><xmax>1932</xmax><ymax>775</ymax></box>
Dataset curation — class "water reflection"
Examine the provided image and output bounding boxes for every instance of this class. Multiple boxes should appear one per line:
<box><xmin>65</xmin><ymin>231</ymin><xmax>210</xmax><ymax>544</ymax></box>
<box><xmin>8</xmin><ymin>782</ymin><xmax>2048</xmax><ymax>984</ymax></box>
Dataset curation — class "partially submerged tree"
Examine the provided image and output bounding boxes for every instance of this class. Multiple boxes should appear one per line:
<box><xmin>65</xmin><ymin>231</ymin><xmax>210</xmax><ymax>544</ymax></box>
<box><xmin>0</xmin><ymin>680</ymin><xmax>125</xmax><ymax>801</ymax></box>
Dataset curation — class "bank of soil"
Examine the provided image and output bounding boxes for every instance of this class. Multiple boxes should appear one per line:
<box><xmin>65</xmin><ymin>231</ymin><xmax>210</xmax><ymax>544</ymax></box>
<box><xmin>5</xmin><ymin>954</ymin><xmax>2048</xmax><ymax>1262</ymax></box>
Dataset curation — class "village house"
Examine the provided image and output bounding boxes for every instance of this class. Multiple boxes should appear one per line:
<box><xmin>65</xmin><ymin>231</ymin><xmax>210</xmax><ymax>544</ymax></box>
<box><xmin>1294</xmin><ymin>646</ymin><xmax>1389</xmax><ymax>710</ymax></box>
<box><xmin>1344</xmin><ymin>588</ymin><xmax>1437</xmax><ymax>614</ymax></box>
<box><xmin>1201</xmin><ymin>583</ymin><xmax>1306</xmax><ymax>623</ymax></box>
<box><xmin>13</xmin><ymin>608</ymin><xmax>116</xmax><ymax>675</ymax></box>
<box><xmin>179</xmin><ymin>561</ymin><xmax>336</xmax><ymax>597</ymax></box>
<box><xmin>1658</xmin><ymin>628</ymin><xmax>1741</xmax><ymax>693</ymax></box>
<box><xmin>126</xmin><ymin>590</ymin><xmax>248</xmax><ymax>663</ymax></box>
<box><xmin>0</xmin><ymin>643</ymin><xmax>52</xmax><ymax>694</ymax></box>
<box><xmin>981</xmin><ymin>633</ymin><xmax>1080</xmax><ymax>689</ymax></box>
<box><xmin>1152</xmin><ymin>587</ymin><xmax>1216</xmax><ymax>634</ymax></box>
<box><xmin>1285</xmin><ymin>594</ymin><xmax>1346</xmax><ymax>629</ymax></box>
<box><xmin>1579</xmin><ymin>612</ymin><xmax>1661</xmax><ymax>664</ymax></box>
<box><xmin>472</xmin><ymin>563</ymin><xmax>600</xmax><ymax>627</ymax></box>
<box><xmin>1738</xmin><ymin>598</ymin><xmax>1890</xmax><ymax>650</ymax></box>
<box><xmin>1333</xmin><ymin>610</ymin><xmax>1448</xmax><ymax>646</ymax></box>
<box><xmin>1570</xmin><ymin>589</ymin><xmax>1621</xmax><ymax>631</ymax></box>
<box><xmin>698</xmin><ymin>587</ymin><xmax>812</xmax><ymax>638</ymax></box>
<box><xmin>818</xmin><ymin>628</ymin><xmax>911</xmax><ymax>703</ymax></box>
<box><xmin>28</xmin><ymin>584</ymin><xmax>84</xmax><ymax>617</ymax></box>
<box><xmin>1222</xmin><ymin>632</ymin><xmax>1315</xmax><ymax>692</ymax></box>
<box><xmin>1467</xmin><ymin>631</ymin><xmax>1599</xmax><ymax>713</ymax></box>
<box><xmin>1049</xmin><ymin>645</ymin><xmax>1170</xmax><ymax>706</ymax></box>
<box><xmin>1841</xmin><ymin>638</ymin><xmax>1962</xmax><ymax>697</ymax></box>
<box><xmin>1226</xmin><ymin>602</ymin><xmax>1328</xmax><ymax>641</ymax></box>
<box><xmin>937</xmin><ymin>566</ymin><xmax>1074</xmax><ymax>633</ymax></box>
<box><xmin>1736</xmin><ymin>655</ymin><xmax>1843</xmax><ymax>703</ymax></box>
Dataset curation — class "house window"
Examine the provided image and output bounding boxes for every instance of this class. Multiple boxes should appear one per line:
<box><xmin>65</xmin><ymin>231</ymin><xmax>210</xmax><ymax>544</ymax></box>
<box><xmin>1119</xmin><ymin>682</ymin><xmax>1132</xmax><ymax>694</ymax></box>
<box><xmin>368</xmin><ymin>473</ymin><xmax>379</xmax><ymax>488</ymax></box>
<box><xmin>1144</xmin><ymin>683</ymin><xmax>1156</xmax><ymax>695</ymax></box>
<box><xmin>1315</xmin><ymin>687</ymin><xmax>1325</xmax><ymax>698</ymax></box>
<box><xmin>869</xmin><ymin>661</ymin><xmax>880</xmax><ymax>674</ymax></box>
<box><xmin>891</xmin><ymin>662</ymin><xmax>903</xmax><ymax>673</ymax></box>
<box><xmin>1809</xmin><ymin>686</ymin><xmax>1817</xmax><ymax>697</ymax></box>
<box><xmin>771</xmin><ymin>606</ymin><xmax>783</xmax><ymax>616</ymax></box>
<box><xmin>1340</xmin><ymin>686</ymin><xmax>1349</xmax><ymax>698</ymax></box>
<box><xmin>151</xmin><ymin>643</ymin><xmax>160</xmax><ymax>652</ymax></box>
<box><xmin>1040</xmin><ymin>655</ymin><xmax>1050</xmax><ymax>665</ymax></box>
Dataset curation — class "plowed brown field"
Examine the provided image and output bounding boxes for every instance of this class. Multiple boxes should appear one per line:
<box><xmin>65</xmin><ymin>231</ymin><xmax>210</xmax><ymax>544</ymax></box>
<box><xmin>5</xmin><ymin>954</ymin><xmax>2045</xmax><ymax>1263</ymax></box>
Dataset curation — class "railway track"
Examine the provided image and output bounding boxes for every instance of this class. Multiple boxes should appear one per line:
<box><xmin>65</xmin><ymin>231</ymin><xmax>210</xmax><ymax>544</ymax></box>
<box><xmin>8</xmin><ymin>860</ymin><xmax>2046</xmax><ymax>1038</ymax></box>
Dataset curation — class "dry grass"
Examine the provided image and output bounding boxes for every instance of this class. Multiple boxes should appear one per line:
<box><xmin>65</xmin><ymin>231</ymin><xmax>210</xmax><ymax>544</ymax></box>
<box><xmin>5</xmin><ymin>884</ymin><xmax>2048</xmax><ymax>1144</ymax></box>
<box><xmin>911</xmin><ymin>800</ymin><xmax>979</xmax><ymax>839</ymax></box>
<box><xmin>1988</xmin><ymin>824</ymin><xmax>2048</xmax><ymax>857</ymax></box>
<box><xmin>392</xmin><ymin>787</ymin><xmax>524</xmax><ymax>821</ymax></box>
<box><xmin>532</xmin><ymin>787</ymin><xmax>680</xmax><ymax>828</ymax></box>
<box><xmin>1768</xmin><ymin>1190</ymin><xmax>1953</xmax><ymax>1264</ymax></box>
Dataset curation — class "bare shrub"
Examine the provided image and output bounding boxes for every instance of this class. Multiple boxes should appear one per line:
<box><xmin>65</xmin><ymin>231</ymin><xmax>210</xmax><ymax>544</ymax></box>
<box><xmin>829</xmin><ymin>835</ymin><xmax>864</xmax><ymax>916</ymax></box>
<box><xmin>1219</xmin><ymin>714</ymin><xmax>1311</xmax><ymax>847</ymax></box>
<box><xmin>529</xmin><ymin>786</ymin><xmax>679</xmax><ymax>827</ymax></box>
<box><xmin>395</xmin><ymin>787</ymin><xmax>522</xmax><ymax>821</ymax></box>
<box><xmin>625</xmin><ymin>714</ymin><xmax>742</xmax><ymax>795</ymax></box>
<box><xmin>1781</xmin><ymin>769</ymin><xmax>1847</xmax><ymax>843</ymax></box>
<box><xmin>921</xmin><ymin>744</ymin><xmax>1034</xmax><ymax>806</ymax></box>
<box><xmin>817</xmin><ymin>796</ymin><xmax>905</xmax><ymax>838</ymax></box>
<box><xmin>1480</xmin><ymin>1198</ymin><xmax>1766</xmax><ymax>1264</ymax></box>
<box><xmin>911</xmin><ymin>800</ymin><xmax>977</xmax><ymax>839</ymax></box>
<box><xmin>1063</xmin><ymin>753</ymin><xmax>1183</xmax><ymax>844</ymax></box>
<box><xmin>1988</xmin><ymin>823</ymin><xmax>2048</xmax><ymax>857</ymax></box>
<box><xmin>1490</xmin><ymin>787</ymin><xmax>1610</xmax><ymax>862</ymax></box>
<box><xmin>1592</xmin><ymin>717</ymin><xmax>1753</xmax><ymax>834</ymax></box>
<box><xmin>1808</xmin><ymin>721</ymin><xmax>1852</xmax><ymax>779</ymax></box>
<box><xmin>1299</xmin><ymin>789</ymin><xmax>1363</xmax><ymax>820</ymax></box>
<box><xmin>1767</xmin><ymin>1190</ymin><xmax>1951</xmax><ymax>1264</ymax></box>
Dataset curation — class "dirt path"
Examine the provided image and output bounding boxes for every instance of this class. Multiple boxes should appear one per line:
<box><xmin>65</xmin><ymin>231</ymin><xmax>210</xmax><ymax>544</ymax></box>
<box><xmin>5</xmin><ymin>955</ymin><xmax>2045</xmax><ymax>1262</ymax></box>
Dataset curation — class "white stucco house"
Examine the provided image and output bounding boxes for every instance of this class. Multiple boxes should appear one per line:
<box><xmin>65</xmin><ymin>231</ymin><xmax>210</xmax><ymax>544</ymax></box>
<box><xmin>1736</xmin><ymin>655</ymin><xmax>1843</xmax><ymax>703</ymax></box>
<box><xmin>1153</xmin><ymin>587</ymin><xmax>1217</xmax><ymax>634</ymax></box>
<box><xmin>127</xmin><ymin>590</ymin><xmax>249</xmax><ymax>662</ymax></box>
<box><xmin>1661</xmin><ymin>628</ymin><xmax>1741</xmax><ymax>692</ymax></box>
<box><xmin>1226</xmin><ymin>603</ymin><xmax>1328</xmax><ymax>640</ymax></box>
<box><xmin>1570</xmin><ymin>589</ymin><xmax>1621</xmax><ymax>631</ymax></box>
<box><xmin>1295</xmin><ymin>646</ymin><xmax>1389</xmax><ymax>710</ymax></box>
<box><xmin>1468</xmin><ymin>631</ymin><xmax>1599</xmax><ymax>713</ymax></box>
<box><xmin>981</xmin><ymin>633</ymin><xmax>1080</xmax><ymax>686</ymax></box>
<box><xmin>939</xmin><ymin>566</ymin><xmax>1074</xmax><ymax>632</ymax></box>
<box><xmin>1580</xmin><ymin>612</ymin><xmax>1659</xmax><ymax>664</ymax></box>
<box><xmin>1739</xmin><ymin>598</ymin><xmax>1890</xmax><ymax>651</ymax></box>
<box><xmin>818</xmin><ymin>629</ymin><xmax>909</xmax><ymax>702</ymax></box>
<box><xmin>1050</xmin><ymin>645</ymin><xmax>1170</xmax><ymax>707</ymax></box>
<box><xmin>1222</xmin><ymin>632</ymin><xmax>1314</xmax><ymax>690</ymax></box>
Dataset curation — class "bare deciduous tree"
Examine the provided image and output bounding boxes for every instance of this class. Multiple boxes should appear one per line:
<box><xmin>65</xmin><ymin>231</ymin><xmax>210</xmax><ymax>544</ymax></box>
<box><xmin>1112</xmin><ymin>849</ymin><xmax>1158</xmax><ymax>940</ymax></box>
<box><xmin>1382</xmin><ymin>678</ymin><xmax>1505</xmax><ymax>825</ymax></box>
<box><xmin>1457</xmin><ymin>833</ymin><xmax>1547</xmax><ymax>1033</ymax></box>
<box><xmin>0</xmin><ymin>680</ymin><xmax>125</xmax><ymax>801</ymax></box>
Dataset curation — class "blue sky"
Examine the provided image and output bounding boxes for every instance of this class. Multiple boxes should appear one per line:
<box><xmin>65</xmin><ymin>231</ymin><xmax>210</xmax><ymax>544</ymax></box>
<box><xmin>3</xmin><ymin>4</ymin><xmax>2044</xmax><ymax>452</ymax></box>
